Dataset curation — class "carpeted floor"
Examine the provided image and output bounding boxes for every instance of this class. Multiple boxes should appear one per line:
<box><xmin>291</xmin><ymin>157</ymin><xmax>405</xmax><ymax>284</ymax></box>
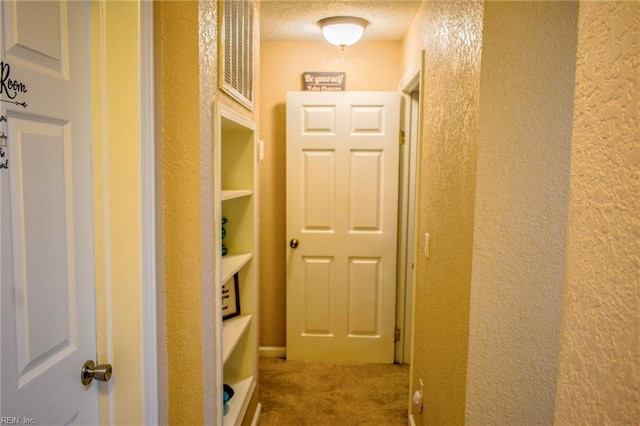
<box><xmin>258</xmin><ymin>357</ymin><xmax>410</xmax><ymax>425</ymax></box>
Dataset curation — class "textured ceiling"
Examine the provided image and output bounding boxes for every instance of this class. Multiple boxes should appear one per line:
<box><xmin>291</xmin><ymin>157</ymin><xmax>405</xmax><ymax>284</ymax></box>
<box><xmin>260</xmin><ymin>1</ymin><xmax>422</xmax><ymax>42</ymax></box>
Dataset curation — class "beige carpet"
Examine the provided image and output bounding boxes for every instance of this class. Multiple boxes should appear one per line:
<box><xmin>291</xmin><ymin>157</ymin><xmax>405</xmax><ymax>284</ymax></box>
<box><xmin>258</xmin><ymin>357</ymin><xmax>410</xmax><ymax>425</ymax></box>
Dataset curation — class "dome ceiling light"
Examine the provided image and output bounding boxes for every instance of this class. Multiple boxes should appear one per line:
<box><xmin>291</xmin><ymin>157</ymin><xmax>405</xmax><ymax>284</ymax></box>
<box><xmin>318</xmin><ymin>16</ymin><xmax>369</xmax><ymax>48</ymax></box>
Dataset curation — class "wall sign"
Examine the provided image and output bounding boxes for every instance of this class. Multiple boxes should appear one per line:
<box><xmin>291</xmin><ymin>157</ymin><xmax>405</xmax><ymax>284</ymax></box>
<box><xmin>1</xmin><ymin>61</ymin><xmax>28</xmax><ymax>106</ymax></box>
<box><xmin>0</xmin><ymin>61</ymin><xmax>28</xmax><ymax>169</ymax></box>
<box><xmin>302</xmin><ymin>72</ymin><xmax>346</xmax><ymax>91</ymax></box>
<box><xmin>0</xmin><ymin>61</ymin><xmax>29</xmax><ymax>170</ymax></box>
<box><xmin>0</xmin><ymin>126</ymin><xmax>6</xmax><ymax>169</ymax></box>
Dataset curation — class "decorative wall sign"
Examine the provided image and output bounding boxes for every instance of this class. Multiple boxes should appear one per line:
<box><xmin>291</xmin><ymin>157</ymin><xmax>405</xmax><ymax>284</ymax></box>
<box><xmin>0</xmin><ymin>61</ymin><xmax>29</xmax><ymax>170</ymax></box>
<box><xmin>222</xmin><ymin>273</ymin><xmax>241</xmax><ymax>320</ymax></box>
<box><xmin>0</xmin><ymin>124</ymin><xmax>8</xmax><ymax>170</ymax></box>
<box><xmin>302</xmin><ymin>72</ymin><xmax>346</xmax><ymax>91</ymax></box>
<box><xmin>1</xmin><ymin>61</ymin><xmax>28</xmax><ymax>107</ymax></box>
<box><xmin>0</xmin><ymin>129</ymin><xmax>6</xmax><ymax>170</ymax></box>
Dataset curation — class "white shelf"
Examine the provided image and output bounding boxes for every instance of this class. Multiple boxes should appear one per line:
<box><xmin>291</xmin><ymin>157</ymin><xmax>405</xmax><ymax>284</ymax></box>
<box><xmin>216</xmin><ymin>103</ymin><xmax>258</xmax><ymax>426</ymax></box>
<box><xmin>222</xmin><ymin>189</ymin><xmax>252</xmax><ymax>201</ymax></box>
<box><xmin>223</xmin><ymin>376</ymin><xmax>256</xmax><ymax>426</ymax></box>
<box><xmin>221</xmin><ymin>253</ymin><xmax>253</xmax><ymax>284</ymax></box>
<box><xmin>222</xmin><ymin>314</ymin><xmax>252</xmax><ymax>364</ymax></box>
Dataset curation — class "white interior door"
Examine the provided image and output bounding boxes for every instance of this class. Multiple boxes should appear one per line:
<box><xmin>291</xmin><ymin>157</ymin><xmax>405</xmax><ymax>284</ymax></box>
<box><xmin>1</xmin><ymin>1</ymin><xmax>100</xmax><ymax>423</ymax></box>
<box><xmin>286</xmin><ymin>91</ymin><xmax>400</xmax><ymax>363</ymax></box>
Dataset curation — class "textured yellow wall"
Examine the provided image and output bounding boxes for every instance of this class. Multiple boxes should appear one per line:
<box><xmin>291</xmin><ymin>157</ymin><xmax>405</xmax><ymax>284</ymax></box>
<box><xmin>554</xmin><ymin>2</ymin><xmax>640</xmax><ymax>423</ymax></box>
<box><xmin>259</xmin><ymin>41</ymin><xmax>402</xmax><ymax>347</ymax></box>
<box><xmin>465</xmin><ymin>2</ymin><xmax>578</xmax><ymax>423</ymax></box>
<box><xmin>401</xmin><ymin>2</ymin><xmax>483</xmax><ymax>423</ymax></box>
<box><xmin>156</xmin><ymin>2</ymin><xmax>204</xmax><ymax>424</ymax></box>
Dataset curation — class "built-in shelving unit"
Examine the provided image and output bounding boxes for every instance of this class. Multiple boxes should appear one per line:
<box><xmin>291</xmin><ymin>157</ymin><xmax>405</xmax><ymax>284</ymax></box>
<box><xmin>215</xmin><ymin>103</ymin><xmax>258</xmax><ymax>426</ymax></box>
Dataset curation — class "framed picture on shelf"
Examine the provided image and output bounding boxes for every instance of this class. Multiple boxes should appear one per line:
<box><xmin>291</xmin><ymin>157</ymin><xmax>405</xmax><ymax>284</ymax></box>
<box><xmin>222</xmin><ymin>273</ymin><xmax>241</xmax><ymax>320</ymax></box>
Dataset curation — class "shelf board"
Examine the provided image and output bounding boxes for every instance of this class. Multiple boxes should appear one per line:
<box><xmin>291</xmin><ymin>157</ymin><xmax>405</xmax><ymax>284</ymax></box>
<box><xmin>222</xmin><ymin>189</ymin><xmax>253</xmax><ymax>201</ymax></box>
<box><xmin>223</xmin><ymin>376</ymin><xmax>255</xmax><ymax>426</ymax></box>
<box><xmin>222</xmin><ymin>253</ymin><xmax>253</xmax><ymax>284</ymax></box>
<box><xmin>222</xmin><ymin>314</ymin><xmax>252</xmax><ymax>364</ymax></box>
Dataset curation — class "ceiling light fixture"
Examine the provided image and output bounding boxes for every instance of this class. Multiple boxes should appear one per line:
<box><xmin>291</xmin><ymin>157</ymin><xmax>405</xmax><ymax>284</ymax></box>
<box><xmin>318</xmin><ymin>16</ymin><xmax>369</xmax><ymax>48</ymax></box>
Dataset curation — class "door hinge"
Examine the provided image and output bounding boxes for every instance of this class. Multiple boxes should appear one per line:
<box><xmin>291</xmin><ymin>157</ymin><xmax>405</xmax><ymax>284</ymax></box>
<box><xmin>395</xmin><ymin>327</ymin><xmax>401</xmax><ymax>342</ymax></box>
<box><xmin>399</xmin><ymin>130</ymin><xmax>406</xmax><ymax>145</ymax></box>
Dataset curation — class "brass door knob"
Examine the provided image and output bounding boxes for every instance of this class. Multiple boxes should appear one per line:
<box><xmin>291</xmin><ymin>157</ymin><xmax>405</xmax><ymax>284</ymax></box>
<box><xmin>81</xmin><ymin>360</ymin><xmax>113</xmax><ymax>385</ymax></box>
<box><xmin>290</xmin><ymin>239</ymin><xmax>299</xmax><ymax>248</ymax></box>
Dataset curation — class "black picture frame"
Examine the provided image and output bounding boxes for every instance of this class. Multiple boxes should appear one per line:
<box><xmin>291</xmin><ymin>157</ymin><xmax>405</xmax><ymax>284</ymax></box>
<box><xmin>222</xmin><ymin>273</ymin><xmax>241</xmax><ymax>320</ymax></box>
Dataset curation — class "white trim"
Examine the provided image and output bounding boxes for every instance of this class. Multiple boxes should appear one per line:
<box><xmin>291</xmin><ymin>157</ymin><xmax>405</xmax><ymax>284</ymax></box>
<box><xmin>140</xmin><ymin>1</ymin><xmax>158</xmax><ymax>424</ymax></box>
<box><xmin>395</xmin><ymin>59</ymin><xmax>422</xmax><ymax>364</ymax></box>
<box><xmin>259</xmin><ymin>346</ymin><xmax>286</xmax><ymax>358</ymax></box>
<box><xmin>97</xmin><ymin>2</ymin><xmax>116</xmax><ymax>423</ymax></box>
<box><xmin>251</xmin><ymin>403</ymin><xmax>262</xmax><ymax>426</ymax></box>
<box><xmin>408</xmin><ymin>413</ymin><xmax>417</xmax><ymax>426</ymax></box>
<box><xmin>405</xmin><ymin>91</ymin><xmax>420</xmax><ymax>362</ymax></box>
<box><xmin>395</xmin><ymin>93</ymin><xmax>411</xmax><ymax>363</ymax></box>
<box><xmin>399</xmin><ymin>58</ymin><xmax>421</xmax><ymax>93</ymax></box>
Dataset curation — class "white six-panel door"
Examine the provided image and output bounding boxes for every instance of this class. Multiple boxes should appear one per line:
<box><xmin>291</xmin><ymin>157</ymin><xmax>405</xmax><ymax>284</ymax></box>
<box><xmin>286</xmin><ymin>92</ymin><xmax>400</xmax><ymax>363</ymax></box>
<box><xmin>0</xmin><ymin>1</ymin><xmax>99</xmax><ymax>423</ymax></box>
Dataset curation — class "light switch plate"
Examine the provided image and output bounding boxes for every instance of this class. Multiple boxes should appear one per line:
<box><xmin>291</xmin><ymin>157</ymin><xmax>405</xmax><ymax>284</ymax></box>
<box><xmin>258</xmin><ymin>139</ymin><xmax>265</xmax><ymax>161</ymax></box>
<box><xmin>424</xmin><ymin>233</ymin><xmax>430</xmax><ymax>258</ymax></box>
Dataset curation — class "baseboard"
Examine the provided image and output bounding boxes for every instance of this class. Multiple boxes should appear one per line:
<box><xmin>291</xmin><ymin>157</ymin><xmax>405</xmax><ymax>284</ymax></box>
<box><xmin>250</xmin><ymin>402</ymin><xmax>261</xmax><ymax>426</ymax></box>
<box><xmin>259</xmin><ymin>346</ymin><xmax>286</xmax><ymax>358</ymax></box>
<box><xmin>408</xmin><ymin>413</ymin><xmax>416</xmax><ymax>426</ymax></box>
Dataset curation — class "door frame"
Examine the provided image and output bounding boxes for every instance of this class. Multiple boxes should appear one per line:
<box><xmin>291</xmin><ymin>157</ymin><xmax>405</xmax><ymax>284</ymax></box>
<box><xmin>395</xmin><ymin>58</ymin><xmax>422</xmax><ymax>364</ymax></box>
<box><xmin>93</xmin><ymin>1</ymin><xmax>158</xmax><ymax>423</ymax></box>
<box><xmin>140</xmin><ymin>1</ymin><xmax>158</xmax><ymax>424</ymax></box>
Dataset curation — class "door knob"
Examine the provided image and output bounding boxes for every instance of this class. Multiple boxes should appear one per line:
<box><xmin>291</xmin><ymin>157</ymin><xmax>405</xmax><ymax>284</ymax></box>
<box><xmin>290</xmin><ymin>238</ymin><xmax>299</xmax><ymax>248</ymax></box>
<box><xmin>81</xmin><ymin>360</ymin><xmax>112</xmax><ymax>385</ymax></box>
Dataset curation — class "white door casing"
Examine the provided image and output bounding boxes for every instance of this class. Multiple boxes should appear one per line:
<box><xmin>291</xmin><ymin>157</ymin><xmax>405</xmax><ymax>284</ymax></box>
<box><xmin>1</xmin><ymin>1</ymin><xmax>99</xmax><ymax>423</ymax></box>
<box><xmin>286</xmin><ymin>91</ymin><xmax>400</xmax><ymax>363</ymax></box>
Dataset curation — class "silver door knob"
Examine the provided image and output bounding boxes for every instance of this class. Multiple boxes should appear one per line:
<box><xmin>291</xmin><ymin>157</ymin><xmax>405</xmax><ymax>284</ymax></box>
<box><xmin>81</xmin><ymin>360</ymin><xmax>112</xmax><ymax>385</ymax></box>
<box><xmin>290</xmin><ymin>239</ymin><xmax>299</xmax><ymax>248</ymax></box>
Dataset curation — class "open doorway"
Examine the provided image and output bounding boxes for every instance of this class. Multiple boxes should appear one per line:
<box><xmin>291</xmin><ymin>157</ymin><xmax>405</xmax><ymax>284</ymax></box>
<box><xmin>396</xmin><ymin>60</ymin><xmax>421</xmax><ymax>364</ymax></box>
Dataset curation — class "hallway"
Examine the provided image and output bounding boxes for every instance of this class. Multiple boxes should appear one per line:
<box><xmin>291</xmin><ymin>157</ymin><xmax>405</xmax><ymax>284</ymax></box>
<box><xmin>153</xmin><ymin>1</ymin><xmax>639</xmax><ymax>424</ymax></box>
<box><xmin>259</xmin><ymin>358</ymin><xmax>409</xmax><ymax>425</ymax></box>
